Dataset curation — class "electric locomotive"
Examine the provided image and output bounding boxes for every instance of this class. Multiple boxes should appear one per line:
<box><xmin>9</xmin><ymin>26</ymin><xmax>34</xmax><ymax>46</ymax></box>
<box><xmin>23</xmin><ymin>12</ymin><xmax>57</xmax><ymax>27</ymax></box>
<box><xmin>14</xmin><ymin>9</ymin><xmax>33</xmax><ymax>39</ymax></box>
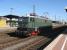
<box><xmin>15</xmin><ymin>14</ymin><xmax>52</xmax><ymax>37</ymax></box>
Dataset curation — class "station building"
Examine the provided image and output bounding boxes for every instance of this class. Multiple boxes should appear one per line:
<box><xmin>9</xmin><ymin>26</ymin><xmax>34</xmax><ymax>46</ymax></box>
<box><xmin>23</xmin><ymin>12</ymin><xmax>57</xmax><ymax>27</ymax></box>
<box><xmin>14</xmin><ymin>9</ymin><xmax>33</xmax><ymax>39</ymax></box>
<box><xmin>0</xmin><ymin>15</ymin><xmax>19</xmax><ymax>27</ymax></box>
<box><xmin>4</xmin><ymin>15</ymin><xmax>19</xmax><ymax>27</ymax></box>
<box><xmin>0</xmin><ymin>16</ymin><xmax>9</xmax><ymax>27</ymax></box>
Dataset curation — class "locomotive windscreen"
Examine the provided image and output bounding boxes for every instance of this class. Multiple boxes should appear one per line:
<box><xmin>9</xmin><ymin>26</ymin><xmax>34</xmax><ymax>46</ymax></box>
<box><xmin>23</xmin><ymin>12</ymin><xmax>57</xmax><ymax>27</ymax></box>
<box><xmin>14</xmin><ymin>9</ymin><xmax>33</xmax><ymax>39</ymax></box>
<box><xmin>18</xmin><ymin>17</ymin><xmax>28</xmax><ymax>28</ymax></box>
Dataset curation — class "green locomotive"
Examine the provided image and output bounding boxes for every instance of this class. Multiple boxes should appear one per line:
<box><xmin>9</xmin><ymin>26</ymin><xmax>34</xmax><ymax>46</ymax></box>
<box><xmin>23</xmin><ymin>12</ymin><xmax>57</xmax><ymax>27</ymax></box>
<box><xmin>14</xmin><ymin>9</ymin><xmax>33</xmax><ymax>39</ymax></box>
<box><xmin>16</xmin><ymin>15</ymin><xmax>52</xmax><ymax>36</ymax></box>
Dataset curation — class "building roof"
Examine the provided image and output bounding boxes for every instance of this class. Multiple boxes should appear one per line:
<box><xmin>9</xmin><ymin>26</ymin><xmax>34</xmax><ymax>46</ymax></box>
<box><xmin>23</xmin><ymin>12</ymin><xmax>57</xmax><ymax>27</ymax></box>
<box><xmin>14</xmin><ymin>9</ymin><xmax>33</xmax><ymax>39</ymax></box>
<box><xmin>4</xmin><ymin>15</ymin><xmax>19</xmax><ymax>19</ymax></box>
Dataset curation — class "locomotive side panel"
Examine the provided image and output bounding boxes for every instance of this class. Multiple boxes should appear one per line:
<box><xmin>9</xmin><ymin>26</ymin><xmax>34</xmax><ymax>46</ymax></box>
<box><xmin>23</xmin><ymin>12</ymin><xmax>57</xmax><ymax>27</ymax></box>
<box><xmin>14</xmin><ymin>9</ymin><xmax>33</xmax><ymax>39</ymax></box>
<box><xmin>16</xmin><ymin>17</ymin><xmax>52</xmax><ymax>37</ymax></box>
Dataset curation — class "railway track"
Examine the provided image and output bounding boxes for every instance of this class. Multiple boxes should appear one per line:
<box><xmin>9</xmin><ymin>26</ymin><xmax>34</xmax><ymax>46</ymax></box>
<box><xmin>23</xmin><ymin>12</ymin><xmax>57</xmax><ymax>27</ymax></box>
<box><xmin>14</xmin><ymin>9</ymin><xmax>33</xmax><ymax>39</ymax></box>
<box><xmin>20</xmin><ymin>37</ymin><xmax>50</xmax><ymax>50</ymax></box>
<box><xmin>2</xmin><ymin>36</ymin><xmax>46</xmax><ymax>50</ymax></box>
<box><xmin>0</xmin><ymin>30</ymin><xmax>47</xmax><ymax>50</ymax></box>
<box><xmin>0</xmin><ymin>36</ymin><xmax>35</xmax><ymax>49</ymax></box>
<box><xmin>0</xmin><ymin>26</ymin><xmax>66</xmax><ymax>50</ymax></box>
<box><xmin>0</xmin><ymin>28</ymin><xmax>46</xmax><ymax>50</ymax></box>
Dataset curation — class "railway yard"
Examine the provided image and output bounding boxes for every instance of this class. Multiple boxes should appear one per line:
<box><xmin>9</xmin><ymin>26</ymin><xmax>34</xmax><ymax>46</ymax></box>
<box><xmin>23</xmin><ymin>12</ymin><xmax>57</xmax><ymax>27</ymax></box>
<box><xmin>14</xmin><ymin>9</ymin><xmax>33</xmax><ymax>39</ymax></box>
<box><xmin>0</xmin><ymin>25</ymin><xmax>67</xmax><ymax>50</ymax></box>
<box><xmin>0</xmin><ymin>29</ymin><xmax>50</xmax><ymax>50</ymax></box>
<box><xmin>0</xmin><ymin>0</ymin><xmax>67</xmax><ymax>50</ymax></box>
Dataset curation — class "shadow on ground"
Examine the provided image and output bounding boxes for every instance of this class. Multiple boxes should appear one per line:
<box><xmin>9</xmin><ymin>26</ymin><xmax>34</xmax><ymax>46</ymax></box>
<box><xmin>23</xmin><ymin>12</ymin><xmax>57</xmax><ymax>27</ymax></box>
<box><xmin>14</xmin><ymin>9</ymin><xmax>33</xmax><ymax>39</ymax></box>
<box><xmin>37</xmin><ymin>26</ymin><xmax>67</xmax><ymax>50</ymax></box>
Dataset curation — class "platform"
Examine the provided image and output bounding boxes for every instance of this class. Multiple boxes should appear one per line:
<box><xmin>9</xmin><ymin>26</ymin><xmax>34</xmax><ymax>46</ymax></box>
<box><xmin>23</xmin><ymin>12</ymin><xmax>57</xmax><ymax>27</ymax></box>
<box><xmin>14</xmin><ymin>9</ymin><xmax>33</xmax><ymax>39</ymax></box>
<box><xmin>0</xmin><ymin>27</ymin><xmax>17</xmax><ymax>33</ymax></box>
<box><xmin>43</xmin><ymin>29</ymin><xmax>67</xmax><ymax>50</ymax></box>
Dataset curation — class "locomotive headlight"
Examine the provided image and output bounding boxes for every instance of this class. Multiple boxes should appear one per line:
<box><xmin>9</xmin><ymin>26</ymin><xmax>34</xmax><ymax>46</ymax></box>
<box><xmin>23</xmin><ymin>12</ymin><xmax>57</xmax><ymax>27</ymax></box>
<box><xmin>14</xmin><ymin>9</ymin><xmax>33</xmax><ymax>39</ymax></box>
<box><xmin>64</xmin><ymin>6</ymin><xmax>67</xmax><ymax>12</ymax></box>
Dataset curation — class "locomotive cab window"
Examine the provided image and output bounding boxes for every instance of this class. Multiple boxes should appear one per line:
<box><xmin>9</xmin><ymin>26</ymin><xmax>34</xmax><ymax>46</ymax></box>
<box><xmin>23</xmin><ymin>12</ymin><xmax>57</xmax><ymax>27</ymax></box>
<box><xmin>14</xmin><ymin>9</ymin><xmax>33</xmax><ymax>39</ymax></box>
<box><xmin>30</xmin><ymin>17</ymin><xmax>34</xmax><ymax>22</ymax></box>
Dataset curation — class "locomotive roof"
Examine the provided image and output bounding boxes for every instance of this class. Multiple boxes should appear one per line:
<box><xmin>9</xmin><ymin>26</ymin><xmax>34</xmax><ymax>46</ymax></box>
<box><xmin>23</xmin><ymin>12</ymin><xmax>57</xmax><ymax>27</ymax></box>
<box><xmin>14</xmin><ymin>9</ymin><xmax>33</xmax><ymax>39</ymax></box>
<box><xmin>22</xmin><ymin>15</ymin><xmax>49</xmax><ymax>20</ymax></box>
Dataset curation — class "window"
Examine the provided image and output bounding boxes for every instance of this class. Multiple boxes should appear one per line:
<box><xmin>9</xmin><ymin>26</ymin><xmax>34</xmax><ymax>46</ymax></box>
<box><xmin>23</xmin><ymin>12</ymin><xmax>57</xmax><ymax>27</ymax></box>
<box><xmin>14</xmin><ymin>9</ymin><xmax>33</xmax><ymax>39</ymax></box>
<box><xmin>30</xmin><ymin>18</ymin><xmax>34</xmax><ymax>22</ymax></box>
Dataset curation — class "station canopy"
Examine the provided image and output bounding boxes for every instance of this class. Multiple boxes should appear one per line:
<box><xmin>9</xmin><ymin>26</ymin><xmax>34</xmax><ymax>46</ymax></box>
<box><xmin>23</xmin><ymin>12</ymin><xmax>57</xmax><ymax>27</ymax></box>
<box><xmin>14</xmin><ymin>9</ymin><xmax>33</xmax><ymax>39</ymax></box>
<box><xmin>3</xmin><ymin>15</ymin><xmax>19</xmax><ymax>19</ymax></box>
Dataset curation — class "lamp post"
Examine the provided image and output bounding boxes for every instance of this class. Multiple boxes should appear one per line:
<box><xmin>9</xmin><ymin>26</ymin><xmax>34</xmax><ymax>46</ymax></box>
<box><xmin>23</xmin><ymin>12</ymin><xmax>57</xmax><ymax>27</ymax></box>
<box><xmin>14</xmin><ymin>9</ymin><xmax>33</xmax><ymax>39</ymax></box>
<box><xmin>64</xmin><ymin>6</ymin><xmax>67</xmax><ymax>24</ymax></box>
<box><xmin>64</xmin><ymin>6</ymin><xmax>67</xmax><ymax>12</ymax></box>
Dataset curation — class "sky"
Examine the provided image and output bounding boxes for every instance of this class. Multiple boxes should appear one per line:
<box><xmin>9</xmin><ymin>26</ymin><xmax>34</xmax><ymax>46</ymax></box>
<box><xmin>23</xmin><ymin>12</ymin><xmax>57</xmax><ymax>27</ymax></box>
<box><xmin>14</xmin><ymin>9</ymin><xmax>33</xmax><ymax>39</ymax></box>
<box><xmin>0</xmin><ymin>0</ymin><xmax>67</xmax><ymax>21</ymax></box>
